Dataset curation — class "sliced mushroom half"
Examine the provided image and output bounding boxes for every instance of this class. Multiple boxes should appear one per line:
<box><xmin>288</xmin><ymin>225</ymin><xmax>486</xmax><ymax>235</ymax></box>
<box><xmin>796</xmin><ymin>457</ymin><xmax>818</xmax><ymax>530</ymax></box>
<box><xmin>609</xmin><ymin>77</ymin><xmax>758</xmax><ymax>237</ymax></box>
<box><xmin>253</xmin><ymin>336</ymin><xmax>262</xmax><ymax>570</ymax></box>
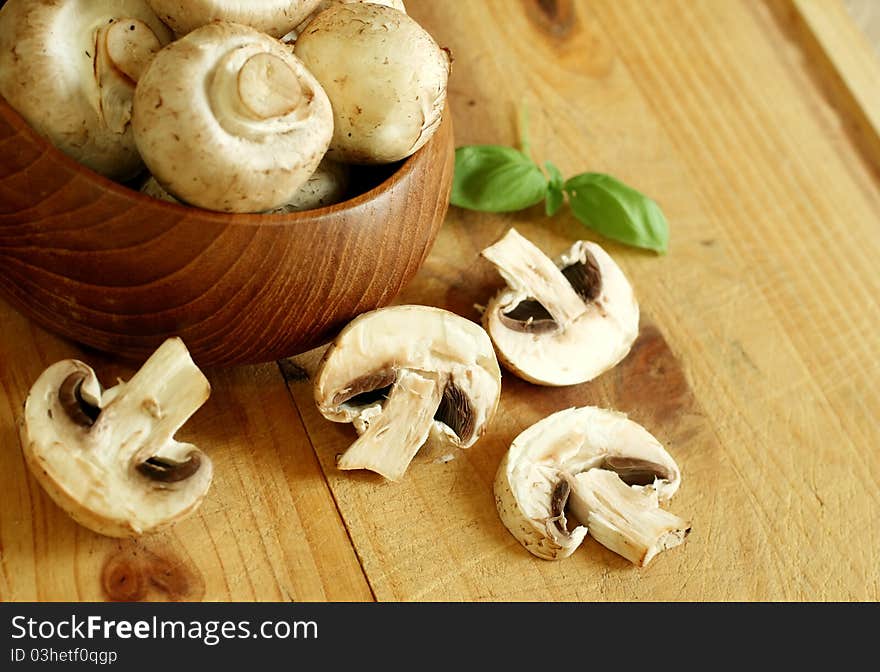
<box><xmin>314</xmin><ymin>305</ymin><xmax>502</xmax><ymax>481</ymax></box>
<box><xmin>495</xmin><ymin>406</ymin><xmax>689</xmax><ymax>565</ymax></box>
<box><xmin>19</xmin><ymin>338</ymin><xmax>213</xmax><ymax>538</ymax></box>
<box><xmin>0</xmin><ymin>0</ymin><xmax>173</xmax><ymax>180</ymax></box>
<box><xmin>481</xmin><ymin>229</ymin><xmax>640</xmax><ymax>386</ymax></box>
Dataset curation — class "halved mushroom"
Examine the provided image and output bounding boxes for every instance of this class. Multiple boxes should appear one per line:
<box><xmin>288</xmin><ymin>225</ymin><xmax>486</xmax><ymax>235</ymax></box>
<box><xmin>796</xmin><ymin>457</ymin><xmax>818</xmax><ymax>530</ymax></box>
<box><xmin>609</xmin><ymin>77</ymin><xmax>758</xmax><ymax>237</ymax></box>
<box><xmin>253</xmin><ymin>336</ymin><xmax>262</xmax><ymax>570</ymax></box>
<box><xmin>0</xmin><ymin>0</ymin><xmax>173</xmax><ymax>180</ymax></box>
<box><xmin>146</xmin><ymin>0</ymin><xmax>323</xmax><ymax>37</ymax></box>
<box><xmin>132</xmin><ymin>22</ymin><xmax>334</xmax><ymax>213</ymax></box>
<box><xmin>19</xmin><ymin>338</ymin><xmax>213</xmax><ymax>538</ymax></box>
<box><xmin>314</xmin><ymin>306</ymin><xmax>502</xmax><ymax>481</ymax></box>
<box><xmin>495</xmin><ymin>406</ymin><xmax>689</xmax><ymax>565</ymax></box>
<box><xmin>141</xmin><ymin>158</ymin><xmax>349</xmax><ymax>212</ymax></box>
<box><xmin>286</xmin><ymin>0</ymin><xmax>407</xmax><ymax>42</ymax></box>
<box><xmin>481</xmin><ymin>229</ymin><xmax>640</xmax><ymax>386</ymax></box>
<box><xmin>294</xmin><ymin>2</ymin><xmax>450</xmax><ymax>164</ymax></box>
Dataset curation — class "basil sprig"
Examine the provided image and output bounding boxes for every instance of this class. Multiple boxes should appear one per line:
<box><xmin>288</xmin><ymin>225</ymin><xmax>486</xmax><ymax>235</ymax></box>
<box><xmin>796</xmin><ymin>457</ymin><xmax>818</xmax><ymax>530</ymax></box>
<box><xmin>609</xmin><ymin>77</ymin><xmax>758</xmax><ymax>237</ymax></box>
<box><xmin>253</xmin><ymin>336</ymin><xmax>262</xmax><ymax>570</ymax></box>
<box><xmin>450</xmin><ymin>116</ymin><xmax>669</xmax><ymax>253</ymax></box>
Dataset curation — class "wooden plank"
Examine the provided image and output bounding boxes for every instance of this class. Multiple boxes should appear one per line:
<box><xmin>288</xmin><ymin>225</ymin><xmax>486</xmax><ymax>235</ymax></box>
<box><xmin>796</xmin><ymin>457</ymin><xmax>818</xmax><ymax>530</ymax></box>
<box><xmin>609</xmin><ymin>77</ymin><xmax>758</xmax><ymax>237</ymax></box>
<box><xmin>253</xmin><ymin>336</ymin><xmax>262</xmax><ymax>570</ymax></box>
<box><xmin>844</xmin><ymin>0</ymin><xmax>880</xmax><ymax>53</ymax></box>
<box><xmin>283</xmin><ymin>0</ymin><xmax>880</xmax><ymax>601</ymax></box>
<box><xmin>769</xmin><ymin>0</ymin><xmax>880</xmax><ymax>174</ymax></box>
<box><xmin>0</xmin><ymin>303</ymin><xmax>373</xmax><ymax>601</ymax></box>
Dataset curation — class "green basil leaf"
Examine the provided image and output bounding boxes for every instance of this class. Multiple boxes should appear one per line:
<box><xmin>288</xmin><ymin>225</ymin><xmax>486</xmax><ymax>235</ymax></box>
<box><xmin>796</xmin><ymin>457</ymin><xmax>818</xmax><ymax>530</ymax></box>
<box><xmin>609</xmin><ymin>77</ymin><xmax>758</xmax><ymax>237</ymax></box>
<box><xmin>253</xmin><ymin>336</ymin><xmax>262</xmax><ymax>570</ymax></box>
<box><xmin>452</xmin><ymin>145</ymin><xmax>548</xmax><ymax>212</ymax></box>
<box><xmin>544</xmin><ymin>161</ymin><xmax>564</xmax><ymax>216</ymax></box>
<box><xmin>564</xmin><ymin>173</ymin><xmax>669</xmax><ymax>253</ymax></box>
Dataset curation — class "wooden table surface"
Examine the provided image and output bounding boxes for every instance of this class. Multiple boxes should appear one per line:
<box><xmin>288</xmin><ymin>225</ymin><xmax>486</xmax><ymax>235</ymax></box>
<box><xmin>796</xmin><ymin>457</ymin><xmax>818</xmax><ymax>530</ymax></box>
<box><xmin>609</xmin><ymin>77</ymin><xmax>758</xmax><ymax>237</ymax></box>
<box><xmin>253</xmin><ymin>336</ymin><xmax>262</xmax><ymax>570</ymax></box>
<box><xmin>846</xmin><ymin>0</ymin><xmax>880</xmax><ymax>54</ymax></box>
<box><xmin>2</xmin><ymin>0</ymin><xmax>879</xmax><ymax>602</ymax></box>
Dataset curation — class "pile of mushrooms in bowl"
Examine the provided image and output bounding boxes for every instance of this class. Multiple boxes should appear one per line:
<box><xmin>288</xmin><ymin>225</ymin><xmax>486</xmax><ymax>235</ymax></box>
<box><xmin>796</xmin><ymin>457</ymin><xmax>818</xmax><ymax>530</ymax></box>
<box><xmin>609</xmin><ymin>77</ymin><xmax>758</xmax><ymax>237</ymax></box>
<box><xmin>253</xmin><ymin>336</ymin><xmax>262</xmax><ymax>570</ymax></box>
<box><xmin>0</xmin><ymin>0</ymin><xmax>455</xmax><ymax>365</ymax></box>
<box><xmin>0</xmin><ymin>0</ymin><xmax>448</xmax><ymax>213</ymax></box>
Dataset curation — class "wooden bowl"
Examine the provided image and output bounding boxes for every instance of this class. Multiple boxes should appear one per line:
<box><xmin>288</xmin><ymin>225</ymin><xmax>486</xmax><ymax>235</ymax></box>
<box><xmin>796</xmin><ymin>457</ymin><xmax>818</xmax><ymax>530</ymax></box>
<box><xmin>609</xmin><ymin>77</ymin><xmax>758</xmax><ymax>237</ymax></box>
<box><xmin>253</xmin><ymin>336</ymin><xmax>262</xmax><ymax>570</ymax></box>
<box><xmin>0</xmin><ymin>98</ymin><xmax>454</xmax><ymax>366</ymax></box>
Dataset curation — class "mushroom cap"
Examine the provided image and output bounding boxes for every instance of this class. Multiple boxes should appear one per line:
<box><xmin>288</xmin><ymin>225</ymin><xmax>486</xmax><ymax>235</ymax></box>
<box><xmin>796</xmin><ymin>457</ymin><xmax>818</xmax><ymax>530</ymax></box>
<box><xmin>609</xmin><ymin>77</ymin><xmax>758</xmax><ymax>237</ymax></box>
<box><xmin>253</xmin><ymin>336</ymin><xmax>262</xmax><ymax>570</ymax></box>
<box><xmin>132</xmin><ymin>21</ymin><xmax>334</xmax><ymax>213</ymax></box>
<box><xmin>314</xmin><ymin>305</ymin><xmax>502</xmax><ymax>480</ymax></box>
<box><xmin>287</xmin><ymin>0</ymin><xmax>406</xmax><ymax>41</ymax></box>
<box><xmin>0</xmin><ymin>0</ymin><xmax>173</xmax><ymax>180</ymax></box>
<box><xmin>19</xmin><ymin>338</ymin><xmax>213</xmax><ymax>538</ymax></box>
<box><xmin>483</xmin><ymin>232</ymin><xmax>640</xmax><ymax>386</ymax></box>
<box><xmin>146</xmin><ymin>0</ymin><xmax>323</xmax><ymax>37</ymax></box>
<box><xmin>294</xmin><ymin>3</ymin><xmax>450</xmax><ymax>164</ymax></box>
<box><xmin>311</xmin><ymin>0</ymin><xmax>406</xmax><ymax>15</ymax></box>
<box><xmin>494</xmin><ymin>406</ymin><xmax>681</xmax><ymax>560</ymax></box>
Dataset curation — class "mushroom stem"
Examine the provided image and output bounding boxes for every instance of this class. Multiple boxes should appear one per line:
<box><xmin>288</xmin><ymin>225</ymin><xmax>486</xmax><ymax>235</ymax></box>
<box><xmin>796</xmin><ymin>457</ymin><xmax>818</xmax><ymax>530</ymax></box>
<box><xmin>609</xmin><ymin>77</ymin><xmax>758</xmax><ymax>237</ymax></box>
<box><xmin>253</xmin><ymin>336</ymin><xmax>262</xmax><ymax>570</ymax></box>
<box><xmin>568</xmin><ymin>469</ymin><xmax>691</xmax><ymax>567</ymax></box>
<box><xmin>95</xmin><ymin>19</ymin><xmax>163</xmax><ymax>134</ymax></box>
<box><xmin>104</xmin><ymin>19</ymin><xmax>163</xmax><ymax>82</ymax></box>
<box><xmin>91</xmin><ymin>338</ymin><xmax>211</xmax><ymax>476</ymax></box>
<box><xmin>336</xmin><ymin>369</ymin><xmax>443</xmax><ymax>481</ymax></box>
<box><xmin>481</xmin><ymin>229</ymin><xmax>588</xmax><ymax>329</ymax></box>
<box><xmin>207</xmin><ymin>41</ymin><xmax>315</xmax><ymax>137</ymax></box>
<box><xmin>238</xmin><ymin>53</ymin><xmax>304</xmax><ymax>120</ymax></box>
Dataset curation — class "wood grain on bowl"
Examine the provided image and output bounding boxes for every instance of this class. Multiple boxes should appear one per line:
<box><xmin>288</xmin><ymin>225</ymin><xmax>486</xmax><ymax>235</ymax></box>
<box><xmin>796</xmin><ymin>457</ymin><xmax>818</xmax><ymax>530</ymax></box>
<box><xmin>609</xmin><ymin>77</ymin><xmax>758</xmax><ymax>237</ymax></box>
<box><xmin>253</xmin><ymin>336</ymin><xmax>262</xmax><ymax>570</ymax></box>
<box><xmin>0</xmin><ymin>98</ymin><xmax>454</xmax><ymax>366</ymax></box>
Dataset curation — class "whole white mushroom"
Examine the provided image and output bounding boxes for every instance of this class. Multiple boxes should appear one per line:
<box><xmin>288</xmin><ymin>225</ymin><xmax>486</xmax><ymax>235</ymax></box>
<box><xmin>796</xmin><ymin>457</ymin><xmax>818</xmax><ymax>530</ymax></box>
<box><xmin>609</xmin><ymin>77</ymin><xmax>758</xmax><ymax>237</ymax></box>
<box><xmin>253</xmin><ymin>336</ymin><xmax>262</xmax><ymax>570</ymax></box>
<box><xmin>146</xmin><ymin>0</ymin><xmax>323</xmax><ymax>37</ymax></box>
<box><xmin>295</xmin><ymin>3</ymin><xmax>450</xmax><ymax>164</ymax></box>
<box><xmin>0</xmin><ymin>0</ymin><xmax>173</xmax><ymax>180</ymax></box>
<box><xmin>132</xmin><ymin>22</ymin><xmax>334</xmax><ymax>213</ymax></box>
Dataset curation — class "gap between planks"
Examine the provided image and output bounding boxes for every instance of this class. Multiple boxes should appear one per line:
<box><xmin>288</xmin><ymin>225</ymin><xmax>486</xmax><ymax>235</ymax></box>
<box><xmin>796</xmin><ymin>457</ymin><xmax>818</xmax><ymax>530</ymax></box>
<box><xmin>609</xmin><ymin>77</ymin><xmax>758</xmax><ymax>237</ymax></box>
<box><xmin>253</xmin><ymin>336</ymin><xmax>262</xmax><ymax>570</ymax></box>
<box><xmin>274</xmin><ymin>357</ymin><xmax>378</xmax><ymax>602</ymax></box>
<box><xmin>765</xmin><ymin>0</ymin><xmax>880</xmax><ymax>177</ymax></box>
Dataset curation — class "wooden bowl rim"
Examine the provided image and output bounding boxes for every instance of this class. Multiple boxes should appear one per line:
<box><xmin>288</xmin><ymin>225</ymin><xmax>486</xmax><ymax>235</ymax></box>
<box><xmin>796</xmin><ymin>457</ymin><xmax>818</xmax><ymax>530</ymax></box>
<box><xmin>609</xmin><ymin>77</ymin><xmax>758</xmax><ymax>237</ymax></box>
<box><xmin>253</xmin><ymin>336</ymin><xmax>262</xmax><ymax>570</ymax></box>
<box><xmin>0</xmin><ymin>95</ymin><xmax>442</xmax><ymax>228</ymax></box>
